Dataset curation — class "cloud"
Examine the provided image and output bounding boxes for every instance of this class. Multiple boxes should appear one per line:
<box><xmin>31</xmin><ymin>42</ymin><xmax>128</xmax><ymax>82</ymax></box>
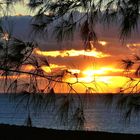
<box><xmin>34</xmin><ymin>47</ymin><xmax>110</xmax><ymax>58</ymax></box>
<box><xmin>2</xmin><ymin>16</ymin><xmax>139</xmax><ymax>59</ymax></box>
<box><xmin>2</xmin><ymin>15</ymin><xmax>139</xmax><ymax>77</ymax></box>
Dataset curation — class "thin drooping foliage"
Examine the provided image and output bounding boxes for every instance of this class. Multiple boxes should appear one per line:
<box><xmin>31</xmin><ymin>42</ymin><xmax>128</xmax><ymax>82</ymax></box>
<box><xmin>27</xmin><ymin>0</ymin><xmax>140</xmax><ymax>41</ymax></box>
<box><xmin>3</xmin><ymin>0</ymin><xmax>140</xmax><ymax>46</ymax></box>
<box><xmin>0</xmin><ymin>0</ymin><xmax>140</xmax><ymax>128</ymax></box>
<box><xmin>113</xmin><ymin>55</ymin><xmax>140</xmax><ymax>121</ymax></box>
<box><xmin>102</xmin><ymin>56</ymin><xmax>140</xmax><ymax>122</ymax></box>
<box><xmin>0</xmin><ymin>2</ymin><xmax>96</xmax><ymax>129</ymax></box>
<box><xmin>0</xmin><ymin>25</ymin><xmax>88</xmax><ymax>129</ymax></box>
<box><xmin>121</xmin><ymin>55</ymin><xmax>140</xmax><ymax>93</ymax></box>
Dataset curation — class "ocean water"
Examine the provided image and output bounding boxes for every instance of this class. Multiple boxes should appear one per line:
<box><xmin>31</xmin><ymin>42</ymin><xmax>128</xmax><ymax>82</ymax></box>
<box><xmin>0</xmin><ymin>94</ymin><xmax>140</xmax><ymax>134</ymax></box>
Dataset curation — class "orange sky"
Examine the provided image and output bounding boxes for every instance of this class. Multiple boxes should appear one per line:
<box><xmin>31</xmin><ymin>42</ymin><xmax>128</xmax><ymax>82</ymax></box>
<box><xmin>21</xmin><ymin>40</ymin><xmax>139</xmax><ymax>93</ymax></box>
<box><xmin>0</xmin><ymin>34</ymin><xmax>140</xmax><ymax>93</ymax></box>
<box><xmin>1</xmin><ymin>9</ymin><xmax>140</xmax><ymax>93</ymax></box>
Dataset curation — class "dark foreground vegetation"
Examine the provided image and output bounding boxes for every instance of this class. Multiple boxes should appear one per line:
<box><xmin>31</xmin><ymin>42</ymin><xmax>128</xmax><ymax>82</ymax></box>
<box><xmin>0</xmin><ymin>124</ymin><xmax>140</xmax><ymax>140</ymax></box>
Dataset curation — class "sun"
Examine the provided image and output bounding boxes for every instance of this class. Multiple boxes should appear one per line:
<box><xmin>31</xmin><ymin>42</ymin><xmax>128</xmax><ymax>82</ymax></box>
<box><xmin>80</xmin><ymin>68</ymin><xmax>112</xmax><ymax>83</ymax></box>
<box><xmin>79</xmin><ymin>69</ymin><xmax>97</xmax><ymax>83</ymax></box>
<box><xmin>82</xmin><ymin>69</ymin><xmax>106</xmax><ymax>76</ymax></box>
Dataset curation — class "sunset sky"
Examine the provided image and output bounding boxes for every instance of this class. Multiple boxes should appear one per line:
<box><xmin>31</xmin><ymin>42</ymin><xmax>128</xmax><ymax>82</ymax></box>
<box><xmin>1</xmin><ymin>2</ymin><xmax>140</xmax><ymax>93</ymax></box>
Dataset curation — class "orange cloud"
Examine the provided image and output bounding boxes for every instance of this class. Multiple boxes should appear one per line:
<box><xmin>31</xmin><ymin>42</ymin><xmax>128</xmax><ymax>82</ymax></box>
<box><xmin>98</xmin><ymin>40</ymin><xmax>108</xmax><ymax>46</ymax></box>
<box><xmin>21</xmin><ymin>65</ymin><xmax>35</xmax><ymax>71</ymax></box>
<box><xmin>126</xmin><ymin>43</ymin><xmax>140</xmax><ymax>52</ymax></box>
<box><xmin>34</xmin><ymin>48</ymin><xmax>110</xmax><ymax>58</ymax></box>
<box><xmin>41</xmin><ymin>64</ymin><xmax>66</xmax><ymax>73</ymax></box>
<box><xmin>127</xmin><ymin>43</ymin><xmax>140</xmax><ymax>48</ymax></box>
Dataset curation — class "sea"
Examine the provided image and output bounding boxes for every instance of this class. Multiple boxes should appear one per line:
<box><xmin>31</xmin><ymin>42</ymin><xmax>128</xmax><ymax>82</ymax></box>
<box><xmin>0</xmin><ymin>94</ymin><xmax>140</xmax><ymax>134</ymax></box>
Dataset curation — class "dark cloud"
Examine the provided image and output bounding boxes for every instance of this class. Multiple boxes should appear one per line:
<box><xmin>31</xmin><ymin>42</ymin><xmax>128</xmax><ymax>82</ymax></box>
<box><xmin>4</xmin><ymin>15</ymin><xmax>140</xmax><ymax>48</ymax></box>
<box><xmin>3</xmin><ymin>15</ymin><xmax>140</xmax><ymax>73</ymax></box>
<box><xmin>2</xmin><ymin>16</ymin><xmax>32</xmax><ymax>41</ymax></box>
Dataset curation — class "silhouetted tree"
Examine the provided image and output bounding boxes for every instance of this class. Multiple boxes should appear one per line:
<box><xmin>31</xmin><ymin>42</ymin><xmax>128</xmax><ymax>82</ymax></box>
<box><xmin>25</xmin><ymin>0</ymin><xmax>140</xmax><ymax>121</ymax></box>
<box><xmin>0</xmin><ymin>0</ymin><xmax>140</xmax><ymax>127</ymax></box>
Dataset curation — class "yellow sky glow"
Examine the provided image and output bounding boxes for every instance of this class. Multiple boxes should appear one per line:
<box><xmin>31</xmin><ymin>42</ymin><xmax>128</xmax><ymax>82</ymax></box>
<box><xmin>64</xmin><ymin>76</ymin><xmax>129</xmax><ymax>93</ymax></box>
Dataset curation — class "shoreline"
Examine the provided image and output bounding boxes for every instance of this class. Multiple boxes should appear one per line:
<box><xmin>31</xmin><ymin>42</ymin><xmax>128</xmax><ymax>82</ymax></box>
<box><xmin>0</xmin><ymin>124</ymin><xmax>140</xmax><ymax>139</ymax></box>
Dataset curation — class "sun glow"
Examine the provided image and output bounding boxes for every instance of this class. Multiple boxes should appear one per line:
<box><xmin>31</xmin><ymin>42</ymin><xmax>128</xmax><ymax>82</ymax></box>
<box><xmin>67</xmin><ymin>69</ymin><xmax>81</xmax><ymax>74</ymax></box>
<box><xmin>66</xmin><ymin>75</ymin><xmax>136</xmax><ymax>93</ymax></box>
<box><xmin>66</xmin><ymin>67</ymin><xmax>125</xmax><ymax>84</ymax></box>
<box><xmin>81</xmin><ymin>68</ymin><xmax>112</xmax><ymax>83</ymax></box>
<box><xmin>15</xmin><ymin>63</ymin><xmax>134</xmax><ymax>93</ymax></box>
<box><xmin>0</xmin><ymin>45</ymin><xmax>137</xmax><ymax>93</ymax></box>
<box><xmin>82</xmin><ymin>67</ymin><xmax>123</xmax><ymax>77</ymax></box>
<box><xmin>83</xmin><ymin>69</ymin><xmax>105</xmax><ymax>76</ymax></box>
